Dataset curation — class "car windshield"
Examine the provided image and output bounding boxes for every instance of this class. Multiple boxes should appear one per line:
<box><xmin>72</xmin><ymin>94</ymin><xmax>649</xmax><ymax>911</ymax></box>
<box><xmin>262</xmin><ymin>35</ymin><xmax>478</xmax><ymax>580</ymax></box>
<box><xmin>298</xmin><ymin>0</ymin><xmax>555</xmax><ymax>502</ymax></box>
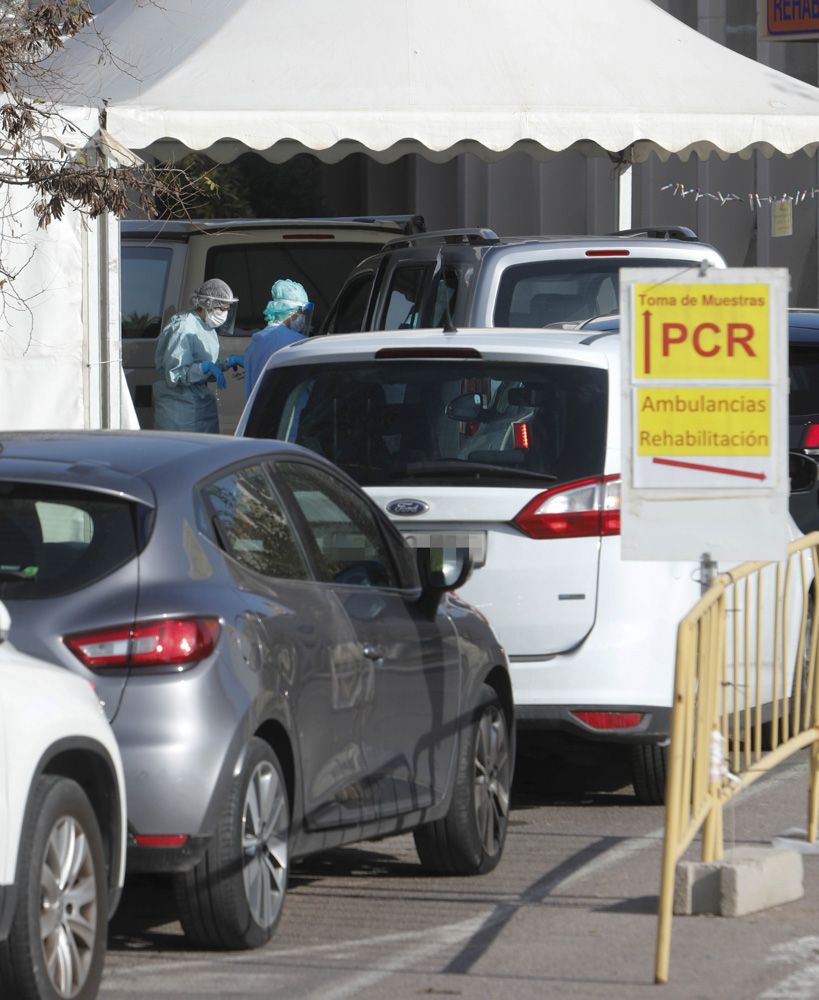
<box><xmin>245</xmin><ymin>361</ymin><xmax>608</xmax><ymax>487</ymax></box>
<box><xmin>493</xmin><ymin>257</ymin><xmax>708</xmax><ymax>327</ymax></box>
<box><xmin>0</xmin><ymin>483</ymin><xmax>141</xmax><ymax>599</ymax></box>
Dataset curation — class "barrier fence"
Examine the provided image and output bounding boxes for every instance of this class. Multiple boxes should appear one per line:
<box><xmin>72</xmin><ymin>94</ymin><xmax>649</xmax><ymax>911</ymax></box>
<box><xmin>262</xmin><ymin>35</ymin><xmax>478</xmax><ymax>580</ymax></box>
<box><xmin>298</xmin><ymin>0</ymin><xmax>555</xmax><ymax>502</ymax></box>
<box><xmin>655</xmin><ymin>532</ymin><xmax>819</xmax><ymax>985</ymax></box>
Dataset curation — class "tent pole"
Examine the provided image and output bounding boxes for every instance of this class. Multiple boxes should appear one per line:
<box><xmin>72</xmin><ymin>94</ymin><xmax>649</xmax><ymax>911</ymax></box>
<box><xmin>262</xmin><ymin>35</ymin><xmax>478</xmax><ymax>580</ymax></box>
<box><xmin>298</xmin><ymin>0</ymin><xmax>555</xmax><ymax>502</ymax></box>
<box><xmin>97</xmin><ymin>207</ymin><xmax>111</xmax><ymax>428</ymax></box>
<box><xmin>615</xmin><ymin>155</ymin><xmax>633</xmax><ymax>231</ymax></box>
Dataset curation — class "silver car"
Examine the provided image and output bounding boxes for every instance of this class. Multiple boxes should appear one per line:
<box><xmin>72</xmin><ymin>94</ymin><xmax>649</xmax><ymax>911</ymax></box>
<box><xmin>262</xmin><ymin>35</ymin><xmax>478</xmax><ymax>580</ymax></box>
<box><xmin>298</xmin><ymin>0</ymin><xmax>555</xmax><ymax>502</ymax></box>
<box><xmin>0</xmin><ymin>431</ymin><xmax>513</xmax><ymax>950</ymax></box>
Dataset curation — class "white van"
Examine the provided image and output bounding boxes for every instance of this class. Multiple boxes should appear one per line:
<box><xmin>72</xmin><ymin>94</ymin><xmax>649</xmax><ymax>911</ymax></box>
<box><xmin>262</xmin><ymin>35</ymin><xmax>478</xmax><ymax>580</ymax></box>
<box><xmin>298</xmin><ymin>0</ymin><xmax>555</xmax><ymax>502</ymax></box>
<box><xmin>236</xmin><ymin>326</ymin><xmax>809</xmax><ymax>802</ymax></box>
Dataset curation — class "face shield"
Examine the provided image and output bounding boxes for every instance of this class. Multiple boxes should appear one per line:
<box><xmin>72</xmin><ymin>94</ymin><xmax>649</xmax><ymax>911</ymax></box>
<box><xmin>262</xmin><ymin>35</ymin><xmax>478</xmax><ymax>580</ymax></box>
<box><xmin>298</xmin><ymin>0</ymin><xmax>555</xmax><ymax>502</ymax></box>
<box><xmin>213</xmin><ymin>299</ymin><xmax>239</xmax><ymax>337</ymax></box>
<box><xmin>290</xmin><ymin>302</ymin><xmax>314</xmax><ymax>336</ymax></box>
<box><xmin>192</xmin><ymin>283</ymin><xmax>239</xmax><ymax>336</ymax></box>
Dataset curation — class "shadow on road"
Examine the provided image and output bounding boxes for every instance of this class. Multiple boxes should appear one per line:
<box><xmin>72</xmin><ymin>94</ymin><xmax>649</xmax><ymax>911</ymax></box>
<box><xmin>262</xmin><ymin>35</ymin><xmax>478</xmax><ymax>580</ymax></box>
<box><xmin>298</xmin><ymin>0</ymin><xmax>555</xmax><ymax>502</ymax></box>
<box><xmin>512</xmin><ymin>735</ymin><xmax>635</xmax><ymax>809</ymax></box>
<box><xmin>108</xmin><ymin>874</ymin><xmax>186</xmax><ymax>953</ymax></box>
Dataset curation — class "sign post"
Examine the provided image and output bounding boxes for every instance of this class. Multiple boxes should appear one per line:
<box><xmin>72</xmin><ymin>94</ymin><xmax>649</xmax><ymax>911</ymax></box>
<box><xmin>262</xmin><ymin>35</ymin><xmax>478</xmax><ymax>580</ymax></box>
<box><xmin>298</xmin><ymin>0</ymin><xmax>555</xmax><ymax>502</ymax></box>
<box><xmin>620</xmin><ymin>267</ymin><xmax>789</xmax><ymax>563</ymax></box>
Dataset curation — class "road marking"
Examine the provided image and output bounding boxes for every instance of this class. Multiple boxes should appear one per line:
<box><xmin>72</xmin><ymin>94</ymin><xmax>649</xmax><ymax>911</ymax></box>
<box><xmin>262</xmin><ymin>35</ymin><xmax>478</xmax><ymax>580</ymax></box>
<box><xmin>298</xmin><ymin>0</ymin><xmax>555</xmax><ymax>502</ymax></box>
<box><xmin>299</xmin><ymin>915</ymin><xmax>490</xmax><ymax>1000</ymax></box>
<box><xmin>760</xmin><ymin>936</ymin><xmax>819</xmax><ymax>999</ymax></box>
<box><xmin>101</xmin><ymin>916</ymin><xmax>494</xmax><ymax>994</ymax></box>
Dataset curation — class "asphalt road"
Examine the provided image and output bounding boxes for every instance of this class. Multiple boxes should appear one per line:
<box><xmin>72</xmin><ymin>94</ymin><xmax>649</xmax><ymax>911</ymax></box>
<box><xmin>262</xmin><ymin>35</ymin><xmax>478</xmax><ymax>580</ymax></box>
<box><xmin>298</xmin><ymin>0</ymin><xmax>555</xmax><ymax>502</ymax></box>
<box><xmin>101</xmin><ymin>741</ymin><xmax>819</xmax><ymax>1000</ymax></box>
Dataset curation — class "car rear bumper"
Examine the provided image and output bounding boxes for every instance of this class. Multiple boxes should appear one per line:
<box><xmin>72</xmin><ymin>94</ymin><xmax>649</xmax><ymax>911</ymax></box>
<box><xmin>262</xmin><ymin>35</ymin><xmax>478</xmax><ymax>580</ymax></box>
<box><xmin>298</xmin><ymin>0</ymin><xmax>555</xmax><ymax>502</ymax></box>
<box><xmin>126</xmin><ymin>834</ymin><xmax>210</xmax><ymax>875</ymax></box>
<box><xmin>515</xmin><ymin>704</ymin><xmax>671</xmax><ymax>743</ymax></box>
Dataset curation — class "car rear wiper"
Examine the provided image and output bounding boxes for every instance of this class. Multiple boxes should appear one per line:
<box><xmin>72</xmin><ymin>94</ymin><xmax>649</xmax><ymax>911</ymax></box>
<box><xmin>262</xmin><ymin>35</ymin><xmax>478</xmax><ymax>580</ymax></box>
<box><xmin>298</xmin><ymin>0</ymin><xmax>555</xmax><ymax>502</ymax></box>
<box><xmin>394</xmin><ymin>460</ymin><xmax>556</xmax><ymax>481</ymax></box>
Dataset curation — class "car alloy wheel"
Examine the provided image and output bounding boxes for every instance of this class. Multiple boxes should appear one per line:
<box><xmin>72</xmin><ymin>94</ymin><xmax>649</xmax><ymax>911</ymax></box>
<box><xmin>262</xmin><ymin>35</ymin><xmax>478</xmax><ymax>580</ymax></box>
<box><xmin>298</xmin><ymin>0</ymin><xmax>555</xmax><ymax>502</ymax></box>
<box><xmin>40</xmin><ymin>813</ymin><xmax>100</xmax><ymax>997</ymax></box>
<box><xmin>473</xmin><ymin>700</ymin><xmax>512</xmax><ymax>860</ymax></box>
<box><xmin>241</xmin><ymin>757</ymin><xmax>289</xmax><ymax>930</ymax></box>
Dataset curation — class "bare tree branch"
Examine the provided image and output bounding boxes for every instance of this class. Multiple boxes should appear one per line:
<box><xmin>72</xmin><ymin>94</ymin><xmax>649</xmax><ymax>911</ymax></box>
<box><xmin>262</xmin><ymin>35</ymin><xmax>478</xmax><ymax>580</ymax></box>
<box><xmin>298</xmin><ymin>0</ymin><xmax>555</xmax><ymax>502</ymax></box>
<box><xmin>0</xmin><ymin>0</ymin><xmax>210</xmax><ymax>325</ymax></box>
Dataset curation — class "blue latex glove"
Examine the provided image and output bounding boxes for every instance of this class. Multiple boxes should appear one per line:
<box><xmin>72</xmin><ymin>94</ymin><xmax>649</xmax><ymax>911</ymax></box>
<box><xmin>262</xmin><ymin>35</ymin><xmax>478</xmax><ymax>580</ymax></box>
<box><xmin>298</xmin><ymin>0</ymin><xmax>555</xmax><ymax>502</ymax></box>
<box><xmin>223</xmin><ymin>354</ymin><xmax>245</xmax><ymax>369</ymax></box>
<box><xmin>202</xmin><ymin>361</ymin><xmax>226</xmax><ymax>389</ymax></box>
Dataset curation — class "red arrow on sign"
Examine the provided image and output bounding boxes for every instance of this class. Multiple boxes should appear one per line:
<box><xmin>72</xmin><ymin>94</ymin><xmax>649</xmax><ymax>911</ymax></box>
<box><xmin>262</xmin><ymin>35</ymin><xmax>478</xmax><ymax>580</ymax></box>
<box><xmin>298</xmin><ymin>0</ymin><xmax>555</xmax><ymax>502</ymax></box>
<box><xmin>642</xmin><ymin>310</ymin><xmax>652</xmax><ymax>375</ymax></box>
<box><xmin>652</xmin><ymin>457</ymin><xmax>766</xmax><ymax>481</ymax></box>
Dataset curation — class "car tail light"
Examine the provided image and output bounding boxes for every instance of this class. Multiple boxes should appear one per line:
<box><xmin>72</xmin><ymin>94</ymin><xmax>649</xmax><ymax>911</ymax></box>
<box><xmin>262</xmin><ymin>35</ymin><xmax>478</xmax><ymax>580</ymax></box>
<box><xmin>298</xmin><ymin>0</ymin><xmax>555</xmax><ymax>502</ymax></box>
<box><xmin>513</xmin><ymin>421</ymin><xmax>530</xmax><ymax>449</ymax></box>
<box><xmin>512</xmin><ymin>475</ymin><xmax>620</xmax><ymax>539</ymax></box>
<box><xmin>282</xmin><ymin>233</ymin><xmax>334</xmax><ymax>240</ymax></box>
<box><xmin>65</xmin><ymin>617</ymin><xmax>220</xmax><ymax>670</ymax></box>
<box><xmin>374</xmin><ymin>347</ymin><xmax>483</xmax><ymax>359</ymax></box>
<box><xmin>802</xmin><ymin>423</ymin><xmax>819</xmax><ymax>451</ymax></box>
<box><xmin>585</xmin><ymin>249</ymin><xmax>630</xmax><ymax>257</ymax></box>
<box><xmin>572</xmin><ymin>710</ymin><xmax>644</xmax><ymax>729</ymax></box>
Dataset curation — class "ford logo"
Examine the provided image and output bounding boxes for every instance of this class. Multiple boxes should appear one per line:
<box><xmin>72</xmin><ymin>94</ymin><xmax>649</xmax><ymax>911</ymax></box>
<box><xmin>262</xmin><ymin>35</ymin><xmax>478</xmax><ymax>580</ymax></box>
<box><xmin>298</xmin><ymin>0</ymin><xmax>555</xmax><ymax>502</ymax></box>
<box><xmin>386</xmin><ymin>499</ymin><xmax>429</xmax><ymax>517</ymax></box>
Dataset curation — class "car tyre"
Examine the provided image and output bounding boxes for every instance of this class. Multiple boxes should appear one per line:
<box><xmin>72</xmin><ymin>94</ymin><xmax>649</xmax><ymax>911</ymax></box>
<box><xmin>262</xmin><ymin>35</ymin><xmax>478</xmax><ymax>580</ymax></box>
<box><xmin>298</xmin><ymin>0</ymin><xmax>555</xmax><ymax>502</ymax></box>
<box><xmin>414</xmin><ymin>684</ymin><xmax>511</xmax><ymax>875</ymax></box>
<box><xmin>628</xmin><ymin>743</ymin><xmax>667</xmax><ymax>804</ymax></box>
<box><xmin>0</xmin><ymin>775</ymin><xmax>107</xmax><ymax>1000</ymax></box>
<box><xmin>174</xmin><ymin>738</ymin><xmax>289</xmax><ymax>950</ymax></box>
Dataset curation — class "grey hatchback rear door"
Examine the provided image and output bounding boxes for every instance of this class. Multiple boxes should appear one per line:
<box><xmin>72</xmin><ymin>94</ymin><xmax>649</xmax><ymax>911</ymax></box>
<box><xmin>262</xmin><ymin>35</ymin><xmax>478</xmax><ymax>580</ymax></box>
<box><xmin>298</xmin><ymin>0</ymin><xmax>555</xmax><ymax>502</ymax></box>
<box><xmin>274</xmin><ymin>460</ymin><xmax>462</xmax><ymax>820</ymax></box>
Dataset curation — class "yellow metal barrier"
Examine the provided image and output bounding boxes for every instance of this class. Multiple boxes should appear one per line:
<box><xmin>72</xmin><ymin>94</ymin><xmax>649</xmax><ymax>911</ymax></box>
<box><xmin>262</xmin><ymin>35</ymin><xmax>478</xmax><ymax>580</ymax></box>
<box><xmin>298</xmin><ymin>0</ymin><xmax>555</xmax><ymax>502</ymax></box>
<box><xmin>655</xmin><ymin>531</ymin><xmax>819</xmax><ymax>985</ymax></box>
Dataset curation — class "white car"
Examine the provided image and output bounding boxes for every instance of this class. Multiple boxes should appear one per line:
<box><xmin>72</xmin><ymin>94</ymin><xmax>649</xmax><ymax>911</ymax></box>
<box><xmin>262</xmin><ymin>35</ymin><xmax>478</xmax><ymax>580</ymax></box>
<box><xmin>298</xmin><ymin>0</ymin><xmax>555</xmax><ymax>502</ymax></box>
<box><xmin>0</xmin><ymin>601</ymin><xmax>126</xmax><ymax>1000</ymax></box>
<box><xmin>236</xmin><ymin>326</ymin><xmax>806</xmax><ymax>802</ymax></box>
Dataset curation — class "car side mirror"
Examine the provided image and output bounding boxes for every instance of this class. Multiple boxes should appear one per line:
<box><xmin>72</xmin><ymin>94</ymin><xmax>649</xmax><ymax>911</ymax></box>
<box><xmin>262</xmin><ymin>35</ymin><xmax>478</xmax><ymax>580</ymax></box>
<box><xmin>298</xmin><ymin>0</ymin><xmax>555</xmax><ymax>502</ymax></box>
<box><xmin>790</xmin><ymin>451</ymin><xmax>818</xmax><ymax>494</ymax></box>
<box><xmin>415</xmin><ymin>546</ymin><xmax>474</xmax><ymax>617</ymax></box>
<box><xmin>445</xmin><ymin>393</ymin><xmax>484</xmax><ymax>422</ymax></box>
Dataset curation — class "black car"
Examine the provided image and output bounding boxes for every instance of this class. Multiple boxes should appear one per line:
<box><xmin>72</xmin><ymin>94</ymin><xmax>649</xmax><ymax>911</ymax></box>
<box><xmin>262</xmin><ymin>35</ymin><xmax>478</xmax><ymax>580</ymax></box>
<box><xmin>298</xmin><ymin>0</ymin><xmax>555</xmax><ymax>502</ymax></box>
<box><xmin>0</xmin><ymin>431</ymin><xmax>513</xmax><ymax>950</ymax></box>
<box><xmin>787</xmin><ymin>310</ymin><xmax>819</xmax><ymax>532</ymax></box>
<box><xmin>789</xmin><ymin>310</ymin><xmax>819</xmax><ymax>455</ymax></box>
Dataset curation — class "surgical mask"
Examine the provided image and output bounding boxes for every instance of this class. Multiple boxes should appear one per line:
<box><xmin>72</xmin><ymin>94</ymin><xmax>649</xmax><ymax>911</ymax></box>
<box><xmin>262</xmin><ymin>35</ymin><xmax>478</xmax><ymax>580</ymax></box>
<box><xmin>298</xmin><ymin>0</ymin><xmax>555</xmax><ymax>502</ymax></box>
<box><xmin>290</xmin><ymin>312</ymin><xmax>307</xmax><ymax>334</ymax></box>
<box><xmin>205</xmin><ymin>308</ymin><xmax>229</xmax><ymax>329</ymax></box>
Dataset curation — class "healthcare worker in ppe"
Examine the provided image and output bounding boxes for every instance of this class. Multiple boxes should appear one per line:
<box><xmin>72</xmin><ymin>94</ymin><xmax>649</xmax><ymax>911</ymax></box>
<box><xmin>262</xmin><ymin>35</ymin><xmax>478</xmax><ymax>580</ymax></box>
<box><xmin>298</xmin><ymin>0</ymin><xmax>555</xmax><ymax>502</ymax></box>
<box><xmin>243</xmin><ymin>279</ymin><xmax>313</xmax><ymax>399</ymax></box>
<box><xmin>153</xmin><ymin>278</ymin><xmax>239</xmax><ymax>433</ymax></box>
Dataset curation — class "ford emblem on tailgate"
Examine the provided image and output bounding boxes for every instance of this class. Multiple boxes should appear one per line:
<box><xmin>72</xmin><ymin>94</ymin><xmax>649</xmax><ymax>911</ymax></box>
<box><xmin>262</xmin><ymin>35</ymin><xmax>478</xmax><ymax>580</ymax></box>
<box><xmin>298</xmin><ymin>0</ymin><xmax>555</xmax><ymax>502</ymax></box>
<box><xmin>387</xmin><ymin>499</ymin><xmax>429</xmax><ymax>516</ymax></box>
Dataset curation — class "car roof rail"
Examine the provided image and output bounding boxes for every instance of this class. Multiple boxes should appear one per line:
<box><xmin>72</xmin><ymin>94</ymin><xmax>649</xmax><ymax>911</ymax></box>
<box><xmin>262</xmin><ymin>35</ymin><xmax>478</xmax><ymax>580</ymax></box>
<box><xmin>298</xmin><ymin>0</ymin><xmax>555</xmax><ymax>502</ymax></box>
<box><xmin>381</xmin><ymin>228</ymin><xmax>500</xmax><ymax>251</ymax></box>
<box><xmin>607</xmin><ymin>226</ymin><xmax>700</xmax><ymax>242</ymax></box>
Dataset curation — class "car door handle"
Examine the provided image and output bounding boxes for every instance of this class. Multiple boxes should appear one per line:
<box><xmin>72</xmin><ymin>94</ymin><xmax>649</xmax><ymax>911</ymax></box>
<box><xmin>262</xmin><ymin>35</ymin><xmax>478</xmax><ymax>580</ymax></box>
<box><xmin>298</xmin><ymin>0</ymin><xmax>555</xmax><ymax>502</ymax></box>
<box><xmin>362</xmin><ymin>643</ymin><xmax>384</xmax><ymax>661</ymax></box>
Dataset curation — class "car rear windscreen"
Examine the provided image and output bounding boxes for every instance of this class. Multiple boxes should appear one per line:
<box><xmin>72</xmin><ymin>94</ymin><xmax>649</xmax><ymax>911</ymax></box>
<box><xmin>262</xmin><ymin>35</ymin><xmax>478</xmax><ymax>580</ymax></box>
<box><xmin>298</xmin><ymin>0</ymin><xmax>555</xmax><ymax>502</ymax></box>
<box><xmin>0</xmin><ymin>483</ymin><xmax>141</xmax><ymax>599</ymax></box>
<box><xmin>245</xmin><ymin>361</ymin><xmax>607</xmax><ymax>488</ymax></box>
<box><xmin>493</xmin><ymin>258</ymin><xmax>709</xmax><ymax>327</ymax></box>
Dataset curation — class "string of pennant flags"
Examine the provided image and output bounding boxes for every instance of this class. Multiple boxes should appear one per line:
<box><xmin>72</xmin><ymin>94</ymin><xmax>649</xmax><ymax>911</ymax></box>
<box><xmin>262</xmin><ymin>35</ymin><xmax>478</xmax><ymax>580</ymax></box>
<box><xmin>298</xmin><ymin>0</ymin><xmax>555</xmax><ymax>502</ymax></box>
<box><xmin>661</xmin><ymin>181</ymin><xmax>819</xmax><ymax>209</ymax></box>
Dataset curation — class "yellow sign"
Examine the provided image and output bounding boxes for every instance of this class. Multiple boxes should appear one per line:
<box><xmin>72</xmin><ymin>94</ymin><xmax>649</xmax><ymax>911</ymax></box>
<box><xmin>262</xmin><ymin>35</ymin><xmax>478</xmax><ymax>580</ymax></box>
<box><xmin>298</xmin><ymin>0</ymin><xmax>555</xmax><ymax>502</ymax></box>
<box><xmin>637</xmin><ymin>388</ymin><xmax>771</xmax><ymax>456</ymax></box>
<box><xmin>633</xmin><ymin>283</ymin><xmax>769</xmax><ymax>380</ymax></box>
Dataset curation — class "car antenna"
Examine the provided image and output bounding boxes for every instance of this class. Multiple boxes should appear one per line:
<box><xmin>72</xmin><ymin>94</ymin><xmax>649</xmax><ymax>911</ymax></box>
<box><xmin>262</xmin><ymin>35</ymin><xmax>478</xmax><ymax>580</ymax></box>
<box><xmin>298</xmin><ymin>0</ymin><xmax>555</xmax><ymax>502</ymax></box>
<box><xmin>431</xmin><ymin>248</ymin><xmax>459</xmax><ymax>334</ymax></box>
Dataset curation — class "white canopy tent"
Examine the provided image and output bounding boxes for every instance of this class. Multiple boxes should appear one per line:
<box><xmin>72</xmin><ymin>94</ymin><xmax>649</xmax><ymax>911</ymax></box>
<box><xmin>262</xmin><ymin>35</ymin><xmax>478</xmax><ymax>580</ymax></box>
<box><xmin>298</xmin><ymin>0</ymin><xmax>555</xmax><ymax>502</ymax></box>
<box><xmin>8</xmin><ymin>0</ymin><xmax>819</xmax><ymax>430</ymax></box>
<box><xmin>53</xmin><ymin>0</ymin><xmax>819</xmax><ymax>170</ymax></box>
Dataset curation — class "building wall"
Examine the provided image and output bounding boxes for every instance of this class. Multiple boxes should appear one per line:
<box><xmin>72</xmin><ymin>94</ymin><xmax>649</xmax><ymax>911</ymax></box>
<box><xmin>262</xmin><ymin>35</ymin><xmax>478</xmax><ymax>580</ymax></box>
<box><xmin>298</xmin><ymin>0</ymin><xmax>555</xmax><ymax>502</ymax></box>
<box><xmin>316</xmin><ymin>1</ymin><xmax>819</xmax><ymax>306</ymax></box>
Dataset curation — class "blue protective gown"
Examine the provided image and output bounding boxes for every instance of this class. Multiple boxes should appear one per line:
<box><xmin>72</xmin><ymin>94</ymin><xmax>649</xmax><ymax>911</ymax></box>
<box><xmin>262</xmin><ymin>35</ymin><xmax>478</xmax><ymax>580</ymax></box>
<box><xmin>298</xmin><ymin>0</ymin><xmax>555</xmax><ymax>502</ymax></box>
<box><xmin>153</xmin><ymin>311</ymin><xmax>220</xmax><ymax>432</ymax></box>
<box><xmin>244</xmin><ymin>323</ymin><xmax>305</xmax><ymax>400</ymax></box>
